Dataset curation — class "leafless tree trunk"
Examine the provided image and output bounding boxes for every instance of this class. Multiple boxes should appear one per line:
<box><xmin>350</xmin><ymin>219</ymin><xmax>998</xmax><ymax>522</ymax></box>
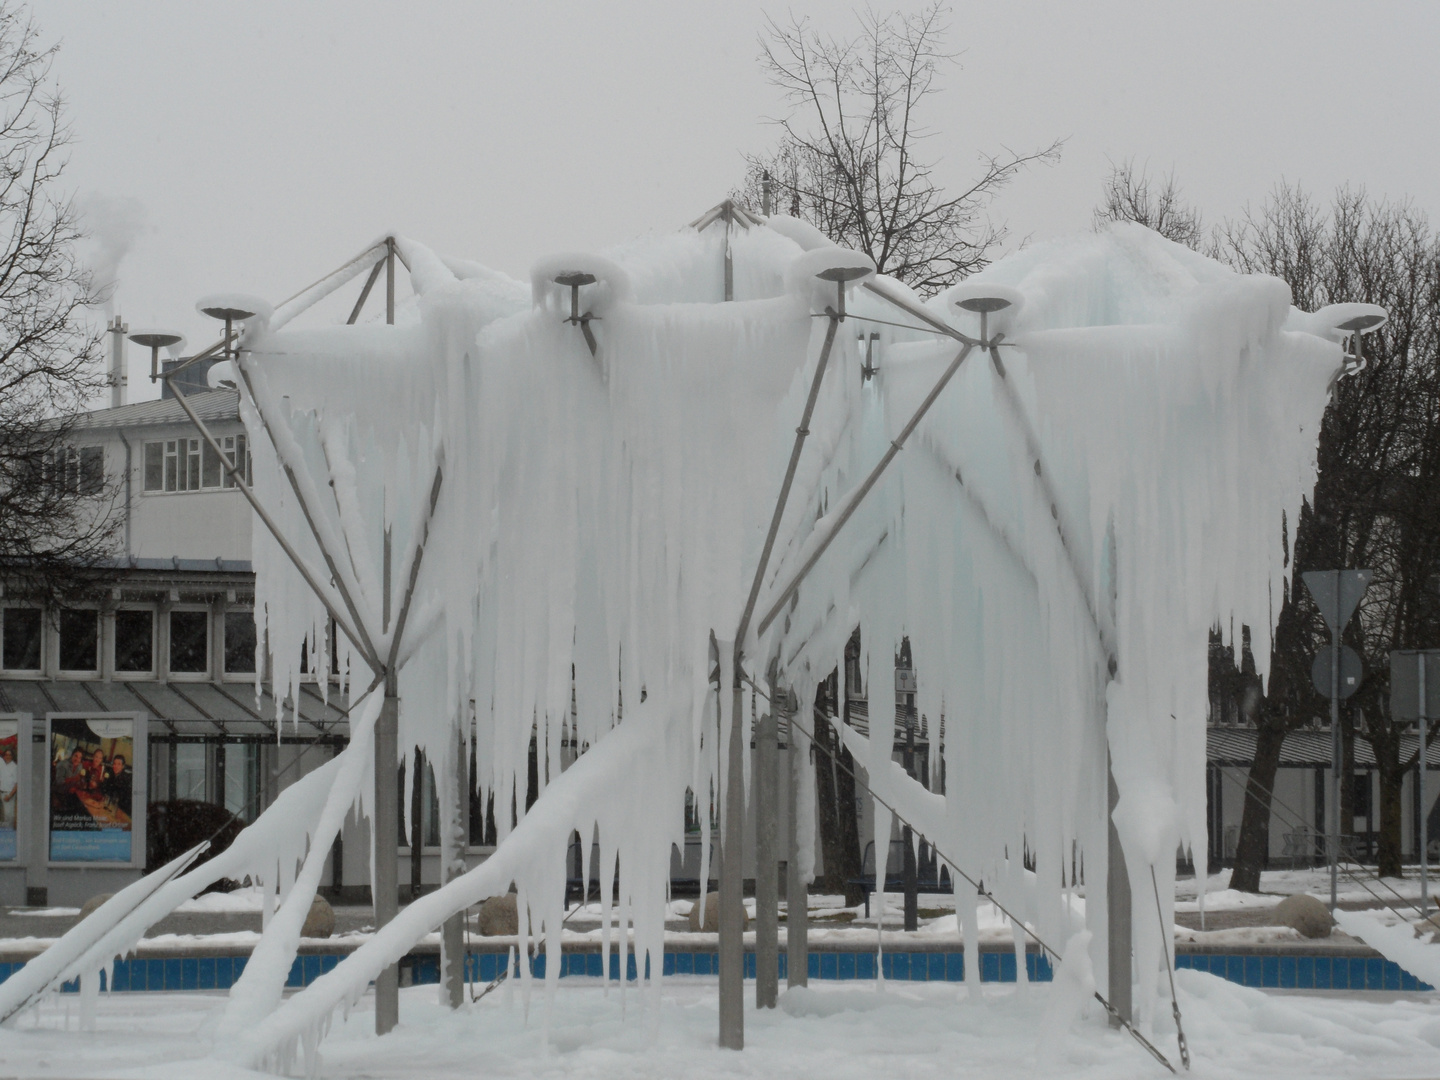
<box><xmin>1094</xmin><ymin>159</ymin><xmax>1205</xmax><ymax>249</ymax></box>
<box><xmin>1106</xmin><ymin>173</ymin><xmax>1440</xmax><ymax>886</ymax></box>
<box><xmin>737</xmin><ymin>5</ymin><xmax>1060</xmax><ymax>295</ymax></box>
<box><xmin>0</xmin><ymin>4</ymin><xmax>118</xmax><ymax>605</ymax></box>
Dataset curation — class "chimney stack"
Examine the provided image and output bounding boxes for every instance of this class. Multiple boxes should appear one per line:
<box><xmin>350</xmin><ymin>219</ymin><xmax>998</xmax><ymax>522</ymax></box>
<box><xmin>108</xmin><ymin>315</ymin><xmax>128</xmax><ymax>408</ymax></box>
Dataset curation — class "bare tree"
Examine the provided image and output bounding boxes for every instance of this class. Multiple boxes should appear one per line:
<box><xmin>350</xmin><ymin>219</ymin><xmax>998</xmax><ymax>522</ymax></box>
<box><xmin>738</xmin><ymin>6</ymin><xmax>1061</xmax><ymax>295</ymax></box>
<box><xmin>1214</xmin><ymin>184</ymin><xmax>1440</xmax><ymax>885</ymax></box>
<box><xmin>0</xmin><ymin>3</ymin><xmax>118</xmax><ymax>605</ymax></box>
<box><xmin>1093</xmin><ymin>158</ymin><xmax>1205</xmax><ymax>250</ymax></box>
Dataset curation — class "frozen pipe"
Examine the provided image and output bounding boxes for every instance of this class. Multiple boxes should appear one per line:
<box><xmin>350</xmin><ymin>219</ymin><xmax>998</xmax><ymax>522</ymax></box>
<box><xmin>722</xmin><ymin>253</ymin><xmax>870</xmax><ymax>1048</ymax></box>
<box><xmin>756</xmin><ymin>338</ymin><xmax>977</xmax><ymax>640</ymax></box>
<box><xmin>268</xmin><ymin>240</ymin><xmax>390</xmax><ymax>332</ymax></box>
<box><xmin>754</xmin><ymin>667</ymin><xmax>779</xmax><ymax>1008</ymax></box>
<box><xmin>163</xmin><ymin>374</ymin><xmax>376</xmax><ymax>671</ymax></box>
<box><xmin>785</xmin><ymin>691</ymin><xmax>809</xmax><ymax>986</ymax></box>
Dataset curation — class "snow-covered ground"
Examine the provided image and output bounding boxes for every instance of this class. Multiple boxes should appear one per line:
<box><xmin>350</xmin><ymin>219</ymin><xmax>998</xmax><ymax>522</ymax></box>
<box><xmin>1175</xmin><ymin>868</ymin><xmax>1434</xmax><ymax>910</ymax></box>
<box><xmin>1</xmin><ymin>972</ymin><xmax>1436</xmax><ymax>1080</ymax></box>
<box><xmin>9</xmin><ymin>869</ymin><xmax>1436</xmax><ymax>956</ymax></box>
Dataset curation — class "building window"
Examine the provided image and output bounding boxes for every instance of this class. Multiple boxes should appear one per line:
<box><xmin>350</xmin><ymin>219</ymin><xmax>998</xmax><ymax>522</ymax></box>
<box><xmin>169</xmin><ymin>610</ymin><xmax>209</xmax><ymax>675</ymax></box>
<box><xmin>57</xmin><ymin>609</ymin><xmax>99</xmax><ymax>672</ymax></box>
<box><xmin>223</xmin><ymin>741</ymin><xmax>261</xmax><ymax>821</ymax></box>
<box><xmin>45</xmin><ymin>445</ymin><xmax>103</xmax><ymax>495</ymax></box>
<box><xmin>114</xmin><ymin>609</ymin><xmax>154</xmax><ymax>675</ymax></box>
<box><xmin>143</xmin><ymin>434</ymin><xmax>249</xmax><ymax>494</ymax></box>
<box><xmin>174</xmin><ymin>742</ymin><xmax>207</xmax><ymax>800</ymax></box>
<box><xmin>224</xmin><ymin>610</ymin><xmax>256</xmax><ymax>675</ymax></box>
<box><xmin>1</xmin><ymin>607</ymin><xmax>41</xmax><ymax>671</ymax></box>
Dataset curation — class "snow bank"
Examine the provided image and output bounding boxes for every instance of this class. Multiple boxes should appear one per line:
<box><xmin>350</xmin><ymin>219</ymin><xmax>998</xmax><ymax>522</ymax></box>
<box><xmin>1333</xmin><ymin>908</ymin><xmax>1440</xmax><ymax>989</ymax></box>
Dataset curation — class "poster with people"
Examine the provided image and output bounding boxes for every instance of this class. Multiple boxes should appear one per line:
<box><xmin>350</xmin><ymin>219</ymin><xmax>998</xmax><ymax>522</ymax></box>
<box><xmin>0</xmin><ymin>719</ymin><xmax>17</xmax><ymax>860</ymax></box>
<box><xmin>49</xmin><ymin>716</ymin><xmax>134</xmax><ymax>862</ymax></box>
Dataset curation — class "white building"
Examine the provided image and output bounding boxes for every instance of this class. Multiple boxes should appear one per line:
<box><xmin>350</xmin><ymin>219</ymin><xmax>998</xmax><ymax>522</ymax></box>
<box><xmin>0</xmin><ymin>379</ymin><xmax>484</xmax><ymax>907</ymax></box>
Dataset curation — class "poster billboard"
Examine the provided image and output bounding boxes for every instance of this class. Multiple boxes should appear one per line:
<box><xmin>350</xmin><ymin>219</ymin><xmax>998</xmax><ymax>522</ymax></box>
<box><xmin>48</xmin><ymin>716</ymin><xmax>135</xmax><ymax>862</ymax></box>
<box><xmin>0</xmin><ymin>718</ymin><xmax>17</xmax><ymax>860</ymax></box>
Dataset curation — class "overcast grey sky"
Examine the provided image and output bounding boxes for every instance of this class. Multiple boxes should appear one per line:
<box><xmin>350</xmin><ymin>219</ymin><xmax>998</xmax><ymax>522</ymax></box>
<box><xmin>28</xmin><ymin>1</ymin><xmax>1440</xmax><ymax>401</ymax></box>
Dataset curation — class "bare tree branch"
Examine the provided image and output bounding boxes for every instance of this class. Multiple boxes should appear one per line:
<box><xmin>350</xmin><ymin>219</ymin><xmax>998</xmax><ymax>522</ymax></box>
<box><xmin>0</xmin><ymin>2</ymin><xmax>118</xmax><ymax>605</ymax></box>
<box><xmin>738</xmin><ymin>5</ymin><xmax>1061</xmax><ymax>296</ymax></box>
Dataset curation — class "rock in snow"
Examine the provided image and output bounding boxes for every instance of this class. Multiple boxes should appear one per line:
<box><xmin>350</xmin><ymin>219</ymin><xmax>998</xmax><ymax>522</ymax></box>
<box><xmin>1274</xmin><ymin>894</ymin><xmax>1333</xmax><ymax>938</ymax></box>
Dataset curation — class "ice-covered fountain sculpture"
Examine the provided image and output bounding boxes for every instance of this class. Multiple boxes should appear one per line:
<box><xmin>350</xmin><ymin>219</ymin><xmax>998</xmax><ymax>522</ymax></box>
<box><xmin>0</xmin><ymin>204</ymin><xmax>1384</xmax><ymax>1073</ymax></box>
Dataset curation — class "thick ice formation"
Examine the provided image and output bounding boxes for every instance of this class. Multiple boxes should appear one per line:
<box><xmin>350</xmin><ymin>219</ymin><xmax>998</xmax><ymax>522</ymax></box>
<box><xmin>1</xmin><ymin>214</ymin><xmax>1352</xmax><ymax>1065</ymax></box>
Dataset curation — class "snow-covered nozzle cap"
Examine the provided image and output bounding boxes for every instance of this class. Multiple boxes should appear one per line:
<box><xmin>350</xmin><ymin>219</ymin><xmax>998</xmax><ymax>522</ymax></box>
<box><xmin>530</xmin><ymin>253</ymin><xmax>631</xmax><ymax>314</ymax></box>
<box><xmin>196</xmin><ymin>293</ymin><xmax>274</xmax><ymax>326</ymax></box>
<box><xmin>787</xmin><ymin>248</ymin><xmax>875</xmax><ymax>316</ymax></box>
<box><xmin>128</xmin><ymin>329</ymin><xmax>184</xmax><ymax>350</ymax></box>
<box><xmin>943</xmin><ymin>281</ymin><xmax>1025</xmax><ymax>337</ymax></box>
<box><xmin>1313</xmin><ymin>303</ymin><xmax>1386</xmax><ymax>340</ymax></box>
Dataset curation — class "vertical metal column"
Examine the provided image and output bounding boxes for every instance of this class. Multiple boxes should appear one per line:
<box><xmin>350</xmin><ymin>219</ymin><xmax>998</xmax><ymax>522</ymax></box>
<box><xmin>902</xmin><ymin>704</ymin><xmax>917</xmax><ymax>932</ymax></box>
<box><xmin>375</xmin><ymin>525</ymin><xmax>399</xmax><ymax>1034</ymax></box>
<box><xmin>385</xmin><ymin>240</ymin><xmax>396</xmax><ymax>325</ymax></box>
<box><xmin>1420</xmin><ymin>659</ymin><xmax>1429</xmax><ymax>917</ymax></box>
<box><xmin>374</xmin><ymin>675</ymin><xmax>400</xmax><ymax>1034</ymax></box>
<box><xmin>1329</xmin><ymin>577</ymin><xmax>1341</xmax><ymax>913</ymax></box>
<box><xmin>442</xmin><ymin>727</ymin><xmax>467</xmax><ymax>1007</ymax></box>
<box><xmin>719</xmin><ymin>677</ymin><xmax>746</xmax><ymax>1048</ymax></box>
<box><xmin>1106</xmin><ymin>749</ymin><xmax>1131</xmax><ymax>1027</ymax></box>
<box><xmin>786</xmin><ymin>698</ymin><xmax>809</xmax><ymax>987</ymax></box>
<box><xmin>755</xmin><ymin>672</ymin><xmax>779</xmax><ymax>1008</ymax></box>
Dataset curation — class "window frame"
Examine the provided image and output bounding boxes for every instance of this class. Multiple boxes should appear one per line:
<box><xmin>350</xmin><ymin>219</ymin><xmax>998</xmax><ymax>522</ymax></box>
<box><xmin>55</xmin><ymin>607</ymin><xmax>101</xmax><ymax>678</ymax></box>
<box><xmin>43</xmin><ymin>445</ymin><xmax>104</xmax><ymax>497</ymax></box>
<box><xmin>166</xmin><ymin>606</ymin><xmax>212</xmax><ymax>680</ymax></box>
<box><xmin>141</xmin><ymin>432</ymin><xmax>250</xmax><ymax>495</ymax></box>
<box><xmin>112</xmin><ymin>607</ymin><xmax>157</xmax><ymax>680</ymax></box>
<box><xmin>222</xmin><ymin>607</ymin><xmax>258</xmax><ymax>681</ymax></box>
<box><xmin>0</xmin><ymin>607</ymin><xmax>44</xmax><ymax>676</ymax></box>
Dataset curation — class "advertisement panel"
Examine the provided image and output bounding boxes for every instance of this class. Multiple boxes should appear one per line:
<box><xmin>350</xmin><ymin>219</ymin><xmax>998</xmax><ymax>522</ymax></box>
<box><xmin>0</xmin><ymin>718</ymin><xmax>17</xmax><ymax>860</ymax></box>
<box><xmin>48</xmin><ymin>716</ymin><xmax>134</xmax><ymax>862</ymax></box>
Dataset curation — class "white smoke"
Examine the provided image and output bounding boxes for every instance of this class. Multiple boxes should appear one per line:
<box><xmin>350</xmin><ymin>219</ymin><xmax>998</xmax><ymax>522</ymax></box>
<box><xmin>76</xmin><ymin>193</ymin><xmax>146</xmax><ymax>315</ymax></box>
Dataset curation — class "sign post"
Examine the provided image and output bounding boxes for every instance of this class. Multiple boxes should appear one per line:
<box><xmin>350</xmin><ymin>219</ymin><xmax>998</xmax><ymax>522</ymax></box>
<box><xmin>1390</xmin><ymin>649</ymin><xmax>1439</xmax><ymax>917</ymax></box>
<box><xmin>1303</xmin><ymin>569</ymin><xmax>1371</xmax><ymax>913</ymax></box>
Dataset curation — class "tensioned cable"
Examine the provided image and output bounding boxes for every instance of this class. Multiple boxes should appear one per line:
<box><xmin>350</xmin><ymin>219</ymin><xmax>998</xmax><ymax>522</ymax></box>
<box><xmin>809</xmin><ymin>311</ymin><xmax>951</xmax><ymax>336</ymax></box>
<box><xmin>1216</xmin><ymin>762</ymin><xmax>1424</xmax><ymax>920</ymax></box>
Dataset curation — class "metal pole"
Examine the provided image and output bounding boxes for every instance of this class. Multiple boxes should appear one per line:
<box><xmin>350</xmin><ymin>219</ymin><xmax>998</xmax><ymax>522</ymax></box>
<box><xmin>786</xmin><ymin>693</ymin><xmax>808</xmax><ymax>987</ymax></box>
<box><xmin>386</xmin><ymin>240</ymin><xmax>396</xmax><ymax>325</ymax></box>
<box><xmin>902</xmin><ymin>703</ymin><xmax>917</xmax><ymax>932</ymax></box>
<box><xmin>1330</xmin><ymin>578</ymin><xmax>1341</xmax><ymax>913</ymax></box>
<box><xmin>756</xmin><ymin>340</ymin><xmax>977</xmax><ymax>639</ymax></box>
<box><xmin>374</xmin><ymin>670</ymin><xmax>400</xmax><ymax>1034</ymax></box>
<box><xmin>719</xmin><ymin>677</ymin><xmax>746</xmax><ymax>1049</ymax></box>
<box><xmin>442</xmin><ymin>726</ymin><xmax>467</xmax><ymax>1007</ymax></box>
<box><xmin>1420</xmin><ymin>657</ymin><xmax>1429</xmax><ymax>918</ymax></box>
<box><xmin>1107</xmin><ymin>748</ymin><xmax>1131</xmax><ymax>1027</ymax></box>
<box><xmin>755</xmin><ymin>670</ymin><xmax>779</xmax><ymax>1008</ymax></box>
<box><xmin>374</xmin><ymin>527</ymin><xmax>399</xmax><ymax>1034</ymax></box>
<box><xmin>719</xmin><ymin>295</ymin><xmax>847</xmax><ymax>1047</ymax></box>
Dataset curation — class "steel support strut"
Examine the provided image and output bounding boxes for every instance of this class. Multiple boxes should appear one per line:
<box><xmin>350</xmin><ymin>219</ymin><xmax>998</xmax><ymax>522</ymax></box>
<box><xmin>720</xmin><ymin>287</ymin><xmax>848</xmax><ymax>1048</ymax></box>
<box><xmin>754</xmin><ymin>667</ymin><xmax>780</xmax><ymax>1008</ymax></box>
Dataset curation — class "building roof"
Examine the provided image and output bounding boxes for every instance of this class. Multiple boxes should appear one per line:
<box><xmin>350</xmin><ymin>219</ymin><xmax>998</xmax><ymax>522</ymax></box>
<box><xmin>0</xmin><ymin>679</ymin><xmax>350</xmax><ymax>739</ymax></box>
<box><xmin>72</xmin><ymin>390</ymin><xmax>241</xmax><ymax>431</ymax></box>
<box><xmin>95</xmin><ymin>557</ymin><xmax>254</xmax><ymax>574</ymax></box>
<box><xmin>1207</xmin><ymin>726</ymin><xmax>1440</xmax><ymax>768</ymax></box>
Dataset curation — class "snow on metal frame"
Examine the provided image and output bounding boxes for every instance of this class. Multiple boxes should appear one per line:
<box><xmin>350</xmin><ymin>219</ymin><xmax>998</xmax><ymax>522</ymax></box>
<box><xmin>0</xmin><ymin>213</ymin><xmax>1356</xmax><ymax>1069</ymax></box>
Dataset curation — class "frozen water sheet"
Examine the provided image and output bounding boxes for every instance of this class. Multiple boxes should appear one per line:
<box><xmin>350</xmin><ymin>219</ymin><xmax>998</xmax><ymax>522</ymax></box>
<box><xmin>1</xmin><ymin>218</ymin><xmax>1359</xmax><ymax>1071</ymax></box>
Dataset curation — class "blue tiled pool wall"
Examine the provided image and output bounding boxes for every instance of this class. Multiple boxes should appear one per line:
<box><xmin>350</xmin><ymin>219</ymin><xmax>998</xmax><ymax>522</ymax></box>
<box><xmin>0</xmin><ymin>953</ymin><xmax>342</xmax><ymax>993</ymax></box>
<box><xmin>400</xmin><ymin>949</ymin><xmax>1055</xmax><ymax>986</ymax></box>
<box><xmin>0</xmin><ymin>950</ymin><xmax>1429</xmax><ymax>994</ymax></box>
<box><xmin>1176</xmin><ymin>953</ymin><xmax>1434</xmax><ymax>992</ymax></box>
